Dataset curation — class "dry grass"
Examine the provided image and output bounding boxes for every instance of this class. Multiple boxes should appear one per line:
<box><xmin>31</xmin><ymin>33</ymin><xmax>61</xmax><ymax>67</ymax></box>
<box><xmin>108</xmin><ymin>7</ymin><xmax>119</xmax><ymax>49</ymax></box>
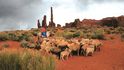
<box><xmin>0</xmin><ymin>48</ymin><xmax>55</xmax><ymax>70</ymax></box>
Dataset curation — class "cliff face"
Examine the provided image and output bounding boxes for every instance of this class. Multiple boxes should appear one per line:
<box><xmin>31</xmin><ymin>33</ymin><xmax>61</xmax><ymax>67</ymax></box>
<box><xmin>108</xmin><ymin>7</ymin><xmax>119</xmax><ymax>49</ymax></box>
<box><xmin>65</xmin><ymin>19</ymin><xmax>99</xmax><ymax>28</ymax></box>
<box><xmin>117</xmin><ymin>16</ymin><xmax>124</xmax><ymax>27</ymax></box>
<box><xmin>64</xmin><ymin>15</ymin><xmax>124</xmax><ymax>28</ymax></box>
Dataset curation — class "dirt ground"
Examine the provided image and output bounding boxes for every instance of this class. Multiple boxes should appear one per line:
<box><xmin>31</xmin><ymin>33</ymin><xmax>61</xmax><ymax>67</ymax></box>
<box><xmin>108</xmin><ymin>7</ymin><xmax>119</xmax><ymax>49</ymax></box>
<box><xmin>0</xmin><ymin>35</ymin><xmax>124</xmax><ymax>70</ymax></box>
<box><xmin>56</xmin><ymin>35</ymin><xmax>124</xmax><ymax>70</ymax></box>
<box><xmin>0</xmin><ymin>41</ymin><xmax>20</xmax><ymax>49</ymax></box>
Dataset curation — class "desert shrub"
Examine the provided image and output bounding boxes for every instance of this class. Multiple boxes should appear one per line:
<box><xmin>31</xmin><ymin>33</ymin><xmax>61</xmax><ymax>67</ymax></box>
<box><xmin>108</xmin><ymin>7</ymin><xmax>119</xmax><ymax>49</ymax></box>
<box><xmin>68</xmin><ymin>28</ymin><xmax>77</xmax><ymax>32</ymax></box>
<box><xmin>91</xmin><ymin>29</ymin><xmax>105</xmax><ymax>40</ymax></box>
<box><xmin>116</xmin><ymin>27</ymin><xmax>124</xmax><ymax>34</ymax></box>
<box><xmin>63</xmin><ymin>32</ymin><xmax>73</xmax><ymax>39</ymax></box>
<box><xmin>32</xmin><ymin>31</ymin><xmax>38</xmax><ymax>36</ymax></box>
<box><xmin>104</xmin><ymin>29</ymin><xmax>111</xmax><ymax>34</ymax></box>
<box><xmin>31</xmin><ymin>29</ymin><xmax>39</xmax><ymax>36</ymax></box>
<box><xmin>0</xmin><ymin>49</ymin><xmax>55</xmax><ymax>70</ymax></box>
<box><xmin>28</xmin><ymin>43</ymin><xmax>36</xmax><ymax>48</ymax></box>
<box><xmin>20</xmin><ymin>40</ymin><xmax>29</xmax><ymax>48</ymax></box>
<box><xmin>82</xmin><ymin>32</ymin><xmax>92</xmax><ymax>39</ymax></box>
<box><xmin>8</xmin><ymin>33</ymin><xmax>19</xmax><ymax>41</ymax></box>
<box><xmin>18</xmin><ymin>34</ymin><xmax>32</xmax><ymax>42</ymax></box>
<box><xmin>55</xmin><ymin>31</ymin><xmax>64</xmax><ymax>37</ymax></box>
<box><xmin>73</xmin><ymin>32</ymin><xmax>80</xmax><ymax>38</ymax></box>
<box><xmin>27</xmin><ymin>36</ymin><xmax>34</xmax><ymax>43</ymax></box>
<box><xmin>2</xmin><ymin>43</ymin><xmax>9</xmax><ymax>48</ymax></box>
<box><xmin>0</xmin><ymin>33</ymin><xmax>9</xmax><ymax>41</ymax></box>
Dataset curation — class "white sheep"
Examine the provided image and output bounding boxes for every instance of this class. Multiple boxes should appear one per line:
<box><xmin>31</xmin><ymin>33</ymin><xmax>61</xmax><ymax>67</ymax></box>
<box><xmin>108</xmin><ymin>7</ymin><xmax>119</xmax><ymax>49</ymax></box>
<box><xmin>91</xmin><ymin>39</ymin><xmax>102</xmax><ymax>51</ymax></box>
<box><xmin>67</xmin><ymin>42</ymin><xmax>80</xmax><ymax>56</ymax></box>
<box><xmin>60</xmin><ymin>48</ymin><xmax>72</xmax><ymax>60</ymax></box>
<box><xmin>85</xmin><ymin>45</ymin><xmax>95</xmax><ymax>56</ymax></box>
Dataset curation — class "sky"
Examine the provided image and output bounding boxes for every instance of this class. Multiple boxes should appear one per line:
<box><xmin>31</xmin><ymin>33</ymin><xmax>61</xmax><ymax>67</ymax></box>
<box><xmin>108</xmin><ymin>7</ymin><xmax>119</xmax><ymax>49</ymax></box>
<box><xmin>0</xmin><ymin>0</ymin><xmax>124</xmax><ymax>31</ymax></box>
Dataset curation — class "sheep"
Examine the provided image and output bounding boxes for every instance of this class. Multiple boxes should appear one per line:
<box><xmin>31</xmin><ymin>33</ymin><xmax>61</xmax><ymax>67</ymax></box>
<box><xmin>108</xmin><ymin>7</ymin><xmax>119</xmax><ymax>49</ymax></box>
<box><xmin>60</xmin><ymin>48</ymin><xmax>72</xmax><ymax>60</ymax></box>
<box><xmin>40</xmin><ymin>40</ymin><xmax>54</xmax><ymax>53</ymax></box>
<box><xmin>67</xmin><ymin>41</ymin><xmax>80</xmax><ymax>56</ymax></box>
<box><xmin>50</xmin><ymin>47</ymin><xmax>61</xmax><ymax>59</ymax></box>
<box><xmin>37</xmin><ymin>32</ymin><xmax>41</xmax><ymax>37</ymax></box>
<box><xmin>91</xmin><ymin>39</ymin><xmax>102</xmax><ymax>51</ymax></box>
<box><xmin>80</xmin><ymin>38</ymin><xmax>90</xmax><ymax>46</ymax></box>
<box><xmin>85</xmin><ymin>45</ymin><xmax>95</xmax><ymax>56</ymax></box>
<box><xmin>46</xmin><ymin>31</ymin><xmax>51</xmax><ymax>37</ymax></box>
<box><xmin>56</xmin><ymin>39</ymin><xmax>68</xmax><ymax>51</ymax></box>
<box><xmin>80</xmin><ymin>43</ymin><xmax>89</xmax><ymax>56</ymax></box>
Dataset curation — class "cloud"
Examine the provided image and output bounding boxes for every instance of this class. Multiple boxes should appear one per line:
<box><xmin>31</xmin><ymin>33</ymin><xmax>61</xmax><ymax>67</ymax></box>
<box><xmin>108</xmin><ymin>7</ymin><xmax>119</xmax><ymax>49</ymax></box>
<box><xmin>0</xmin><ymin>0</ymin><xmax>42</xmax><ymax>31</ymax></box>
<box><xmin>0</xmin><ymin>0</ymin><xmax>124</xmax><ymax>31</ymax></box>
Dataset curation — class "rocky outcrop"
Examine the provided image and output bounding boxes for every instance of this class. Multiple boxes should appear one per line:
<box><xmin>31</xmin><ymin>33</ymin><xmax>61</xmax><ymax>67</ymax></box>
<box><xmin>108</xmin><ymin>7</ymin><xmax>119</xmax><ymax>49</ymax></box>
<box><xmin>100</xmin><ymin>17</ymin><xmax>118</xmax><ymax>28</ymax></box>
<box><xmin>80</xmin><ymin>19</ymin><xmax>98</xmax><ymax>27</ymax></box>
<box><xmin>117</xmin><ymin>15</ymin><xmax>124</xmax><ymax>27</ymax></box>
<box><xmin>64</xmin><ymin>19</ymin><xmax>98</xmax><ymax>28</ymax></box>
<box><xmin>64</xmin><ymin>15</ymin><xmax>124</xmax><ymax>28</ymax></box>
<box><xmin>37</xmin><ymin>19</ymin><xmax>41</xmax><ymax>28</ymax></box>
<box><xmin>42</xmin><ymin>15</ymin><xmax>47</xmax><ymax>28</ymax></box>
<box><xmin>57</xmin><ymin>24</ymin><xmax>61</xmax><ymax>28</ymax></box>
<box><xmin>48</xmin><ymin>7</ymin><xmax>56</xmax><ymax>27</ymax></box>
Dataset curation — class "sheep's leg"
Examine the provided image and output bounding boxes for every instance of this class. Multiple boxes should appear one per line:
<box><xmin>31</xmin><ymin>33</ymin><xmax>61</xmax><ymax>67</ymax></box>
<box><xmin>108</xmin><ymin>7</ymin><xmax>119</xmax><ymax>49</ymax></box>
<box><xmin>97</xmin><ymin>46</ymin><xmax>100</xmax><ymax>51</ymax></box>
<box><xmin>95</xmin><ymin>46</ymin><xmax>97</xmax><ymax>52</ymax></box>
<box><xmin>86</xmin><ymin>52</ymin><xmax>88</xmax><ymax>56</ymax></box>
<box><xmin>60</xmin><ymin>55</ymin><xmax>62</xmax><ymax>60</ymax></box>
<box><xmin>80</xmin><ymin>49</ymin><xmax>84</xmax><ymax>56</ymax></box>
<box><xmin>61</xmin><ymin>56</ymin><xmax>64</xmax><ymax>61</ymax></box>
<box><xmin>84</xmin><ymin>49</ymin><xmax>87</xmax><ymax>56</ymax></box>
<box><xmin>77</xmin><ymin>49</ymin><xmax>79</xmax><ymax>56</ymax></box>
<box><xmin>60</xmin><ymin>54</ymin><xmax>63</xmax><ymax>60</ymax></box>
<box><xmin>63</xmin><ymin>55</ymin><xmax>66</xmax><ymax>60</ymax></box>
<box><xmin>70</xmin><ymin>53</ymin><xmax>72</xmax><ymax>57</ymax></box>
<box><xmin>85</xmin><ymin>49</ymin><xmax>88</xmax><ymax>56</ymax></box>
<box><xmin>66</xmin><ymin>55</ymin><xmax>68</xmax><ymax>60</ymax></box>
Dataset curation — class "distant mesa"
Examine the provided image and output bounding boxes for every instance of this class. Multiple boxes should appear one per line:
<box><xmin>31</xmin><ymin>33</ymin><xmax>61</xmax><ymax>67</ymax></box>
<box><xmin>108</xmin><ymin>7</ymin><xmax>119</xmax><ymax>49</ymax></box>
<box><xmin>64</xmin><ymin>15</ymin><xmax>124</xmax><ymax>28</ymax></box>
<box><xmin>65</xmin><ymin>19</ymin><xmax>100</xmax><ymax>28</ymax></box>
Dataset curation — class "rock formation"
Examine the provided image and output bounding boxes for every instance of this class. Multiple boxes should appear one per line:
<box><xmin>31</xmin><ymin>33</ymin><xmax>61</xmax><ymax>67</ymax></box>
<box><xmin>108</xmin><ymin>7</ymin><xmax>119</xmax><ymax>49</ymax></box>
<box><xmin>64</xmin><ymin>19</ymin><xmax>98</xmax><ymax>28</ymax></box>
<box><xmin>42</xmin><ymin>15</ymin><xmax>47</xmax><ymax>28</ymax></box>
<box><xmin>48</xmin><ymin>7</ymin><xmax>56</xmax><ymax>27</ymax></box>
<box><xmin>64</xmin><ymin>15</ymin><xmax>124</xmax><ymax>28</ymax></box>
<box><xmin>57</xmin><ymin>24</ymin><xmax>61</xmax><ymax>28</ymax></box>
<box><xmin>117</xmin><ymin>15</ymin><xmax>124</xmax><ymax>27</ymax></box>
<box><xmin>37</xmin><ymin>19</ymin><xmax>41</xmax><ymax>28</ymax></box>
<box><xmin>101</xmin><ymin>17</ymin><xmax>118</xmax><ymax>28</ymax></box>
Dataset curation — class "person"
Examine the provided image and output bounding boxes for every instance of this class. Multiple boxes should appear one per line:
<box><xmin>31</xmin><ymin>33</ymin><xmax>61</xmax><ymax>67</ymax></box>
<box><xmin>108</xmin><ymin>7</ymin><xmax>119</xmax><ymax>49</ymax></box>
<box><xmin>41</xmin><ymin>27</ymin><xmax>47</xmax><ymax>37</ymax></box>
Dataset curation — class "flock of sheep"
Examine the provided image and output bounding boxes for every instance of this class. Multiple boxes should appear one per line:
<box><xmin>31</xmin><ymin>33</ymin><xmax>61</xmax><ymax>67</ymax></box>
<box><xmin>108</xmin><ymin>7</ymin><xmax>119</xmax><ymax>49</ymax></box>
<box><xmin>39</xmin><ymin>37</ymin><xmax>102</xmax><ymax>60</ymax></box>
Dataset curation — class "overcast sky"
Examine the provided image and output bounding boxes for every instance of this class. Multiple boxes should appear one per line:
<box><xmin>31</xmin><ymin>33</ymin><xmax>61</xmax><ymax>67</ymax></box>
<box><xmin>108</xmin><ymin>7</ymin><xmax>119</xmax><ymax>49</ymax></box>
<box><xmin>0</xmin><ymin>0</ymin><xmax>124</xmax><ymax>31</ymax></box>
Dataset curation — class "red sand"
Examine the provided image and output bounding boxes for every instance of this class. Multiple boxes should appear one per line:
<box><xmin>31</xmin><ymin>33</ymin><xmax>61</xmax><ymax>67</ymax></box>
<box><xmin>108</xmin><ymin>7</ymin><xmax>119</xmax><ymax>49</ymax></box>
<box><xmin>0</xmin><ymin>41</ymin><xmax>20</xmax><ymax>49</ymax></box>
